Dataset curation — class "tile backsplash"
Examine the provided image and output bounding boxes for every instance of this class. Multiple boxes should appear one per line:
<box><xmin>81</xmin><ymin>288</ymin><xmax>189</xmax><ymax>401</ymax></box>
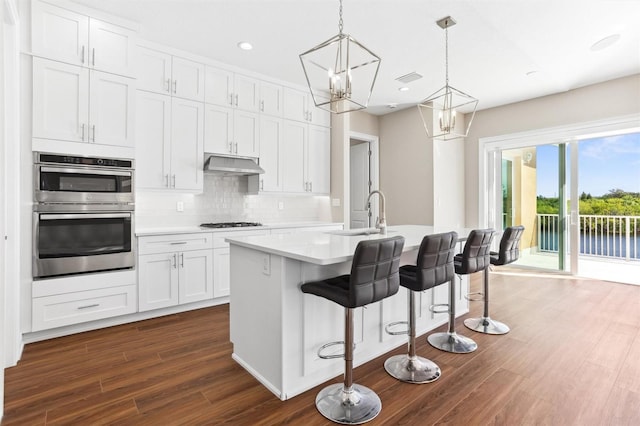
<box><xmin>135</xmin><ymin>174</ymin><xmax>332</xmax><ymax>228</ymax></box>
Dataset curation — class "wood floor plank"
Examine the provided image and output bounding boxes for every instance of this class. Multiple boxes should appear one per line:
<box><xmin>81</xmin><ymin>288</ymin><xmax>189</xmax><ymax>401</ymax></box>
<box><xmin>4</xmin><ymin>271</ymin><xmax>640</xmax><ymax>425</ymax></box>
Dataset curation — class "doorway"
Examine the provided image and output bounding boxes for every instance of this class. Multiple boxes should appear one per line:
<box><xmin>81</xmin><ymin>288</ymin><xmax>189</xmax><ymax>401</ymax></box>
<box><xmin>349</xmin><ymin>132</ymin><xmax>379</xmax><ymax>230</ymax></box>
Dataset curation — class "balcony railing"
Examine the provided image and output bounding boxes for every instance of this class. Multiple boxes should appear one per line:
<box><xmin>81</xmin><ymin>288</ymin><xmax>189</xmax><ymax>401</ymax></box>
<box><xmin>537</xmin><ymin>214</ymin><xmax>640</xmax><ymax>260</ymax></box>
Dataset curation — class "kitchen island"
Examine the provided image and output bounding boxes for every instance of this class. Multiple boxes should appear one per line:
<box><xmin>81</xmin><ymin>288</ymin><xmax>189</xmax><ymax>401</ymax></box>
<box><xmin>226</xmin><ymin>225</ymin><xmax>472</xmax><ymax>400</ymax></box>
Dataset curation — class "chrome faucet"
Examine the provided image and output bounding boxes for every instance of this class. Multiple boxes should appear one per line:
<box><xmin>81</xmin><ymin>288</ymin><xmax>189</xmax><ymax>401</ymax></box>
<box><xmin>367</xmin><ymin>190</ymin><xmax>387</xmax><ymax>235</ymax></box>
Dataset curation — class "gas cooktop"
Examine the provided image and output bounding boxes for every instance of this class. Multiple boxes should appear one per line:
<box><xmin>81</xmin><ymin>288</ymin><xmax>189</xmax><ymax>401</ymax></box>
<box><xmin>200</xmin><ymin>222</ymin><xmax>263</xmax><ymax>229</ymax></box>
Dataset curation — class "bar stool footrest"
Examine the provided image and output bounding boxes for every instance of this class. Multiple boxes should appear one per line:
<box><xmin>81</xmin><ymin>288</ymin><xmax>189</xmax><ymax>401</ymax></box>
<box><xmin>464</xmin><ymin>291</ymin><xmax>484</xmax><ymax>301</ymax></box>
<box><xmin>429</xmin><ymin>303</ymin><xmax>449</xmax><ymax>315</ymax></box>
<box><xmin>384</xmin><ymin>321</ymin><xmax>409</xmax><ymax>336</ymax></box>
<box><xmin>317</xmin><ymin>341</ymin><xmax>346</xmax><ymax>360</ymax></box>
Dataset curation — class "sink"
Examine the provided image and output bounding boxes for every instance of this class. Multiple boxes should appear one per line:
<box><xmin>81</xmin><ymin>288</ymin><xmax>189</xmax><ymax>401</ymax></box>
<box><xmin>326</xmin><ymin>228</ymin><xmax>396</xmax><ymax>236</ymax></box>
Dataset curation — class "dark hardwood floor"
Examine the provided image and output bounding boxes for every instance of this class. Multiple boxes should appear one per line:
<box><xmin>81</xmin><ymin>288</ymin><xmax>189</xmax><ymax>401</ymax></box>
<box><xmin>4</xmin><ymin>268</ymin><xmax>640</xmax><ymax>425</ymax></box>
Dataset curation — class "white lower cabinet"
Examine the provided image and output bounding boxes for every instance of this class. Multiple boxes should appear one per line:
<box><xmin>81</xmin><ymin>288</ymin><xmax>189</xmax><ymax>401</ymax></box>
<box><xmin>31</xmin><ymin>269</ymin><xmax>137</xmax><ymax>332</ymax></box>
<box><xmin>138</xmin><ymin>233</ymin><xmax>214</xmax><ymax>312</ymax></box>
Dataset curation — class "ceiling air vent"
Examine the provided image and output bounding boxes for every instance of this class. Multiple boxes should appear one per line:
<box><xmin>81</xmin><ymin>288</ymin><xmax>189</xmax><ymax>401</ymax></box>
<box><xmin>395</xmin><ymin>72</ymin><xmax>423</xmax><ymax>84</ymax></box>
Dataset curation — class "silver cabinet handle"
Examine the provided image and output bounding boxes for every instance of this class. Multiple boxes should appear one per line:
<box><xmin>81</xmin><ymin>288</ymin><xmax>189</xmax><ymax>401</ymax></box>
<box><xmin>180</xmin><ymin>253</ymin><xmax>184</xmax><ymax>267</ymax></box>
<box><xmin>228</xmin><ymin>141</ymin><xmax>233</xmax><ymax>153</ymax></box>
<box><xmin>92</xmin><ymin>48</ymin><xmax>95</xmax><ymax>66</ymax></box>
<box><xmin>166</xmin><ymin>78</ymin><xmax>171</xmax><ymax>93</ymax></box>
<box><xmin>309</xmin><ymin>111</ymin><xmax>313</xmax><ymax>122</ymax></box>
<box><xmin>81</xmin><ymin>46</ymin><xmax>85</xmax><ymax>64</ymax></box>
<box><xmin>81</xmin><ymin>123</ymin><xmax>85</xmax><ymax>141</ymax></box>
<box><xmin>229</xmin><ymin>93</ymin><xmax>234</xmax><ymax>106</ymax></box>
<box><xmin>78</xmin><ymin>303</ymin><xmax>99</xmax><ymax>310</ymax></box>
<box><xmin>164</xmin><ymin>174</ymin><xmax>169</xmax><ymax>187</ymax></box>
<box><xmin>260</xmin><ymin>179</ymin><xmax>264</xmax><ymax>191</ymax></box>
<box><xmin>260</xmin><ymin>100</ymin><xmax>264</xmax><ymax>112</ymax></box>
<box><xmin>309</xmin><ymin>181</ymin><xmax>312</xmax><ymax>192</ymax></box>
<box><xmin>234</xmin><ymin>143</ymin><xmax>238</xmax><ymax>154</ymax></box>
<box><xmin>172</xmin><ymin>174</ymin><xmax>176</xmax><ymax>188</ymax></box>
<box><xmin>173</xmin><ymin>80</ymin><xmax>177</xmax><ymax>94</ymax></box>
<box><xmin>170</xmin><ymin>241</ymin><xmax>187</xmax><ymax>245</ymax></box>
<box><xmin>172</xmin><ymin>253</ymin><xmax>177</xmax><ymax>268</ymax></box>
<box><xmin>92</xmin><ymin>125</ymin><xmax>96</xmax><ymax>142</ymax></box>
<box><xmin>235</xmin><ymin>94</ymin><xmax>239</xmax><ymax>107</ymax></box>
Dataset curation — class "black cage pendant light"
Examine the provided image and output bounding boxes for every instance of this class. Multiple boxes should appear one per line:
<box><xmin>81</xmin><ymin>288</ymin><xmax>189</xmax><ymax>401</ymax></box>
<box><xmin>299</xmin><ymin>0</ymin><xmax>381</xmax><ymax>114</ymax></box>
<box><xmin>417</xmin><ymin>16</ymin><xmax>478</xmax><ymax>140</ymax></box>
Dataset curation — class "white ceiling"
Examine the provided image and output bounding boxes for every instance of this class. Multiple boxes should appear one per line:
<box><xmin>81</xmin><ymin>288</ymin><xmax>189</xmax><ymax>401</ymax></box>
<box><xmin>68</xmin><ymin>0</ymin><xmax>640</xmax><ymax>115</ymax></box>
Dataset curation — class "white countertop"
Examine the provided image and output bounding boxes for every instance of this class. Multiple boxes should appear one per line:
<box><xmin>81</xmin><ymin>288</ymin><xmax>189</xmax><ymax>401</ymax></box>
<box><xmin>135</xmin><ymin>222</ymin><xmax>343</xmax><ymax>236</ymax></box>
<box><xmin>225</xmin><ymin>225</ymin><xmax>473</xmax><ymax>265</ymax></box>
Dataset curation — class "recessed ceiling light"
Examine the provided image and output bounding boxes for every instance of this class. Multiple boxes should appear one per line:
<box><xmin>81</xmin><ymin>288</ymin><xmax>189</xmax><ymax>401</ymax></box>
<box><xmin>590</xmin><ymin>34</ymin><xmax>621</xmax><ymax>51</ymax></box>
<box><xmin>387</xmin><ymin>103</ymin><xmax>398</xmax><ymax>109</ymax></box>
<box><xmin>398</xmin><ymin>87</ymin><xmax>409</xmax><ymax>92</ymax></box>
<box><xmin>237</xmin><ymin>41</ymin><xmax>253</xmax><ymax>51</ymax></box>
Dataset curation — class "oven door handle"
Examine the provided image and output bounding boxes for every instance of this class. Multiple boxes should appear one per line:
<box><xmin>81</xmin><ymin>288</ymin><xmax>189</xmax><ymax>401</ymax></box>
<box><xmin>40</xmin><ymin>166</ymin><xmax>132</xmax><ymax>177</ymax></box>
<box><xmin>39</xmin><ymin>213</ymin><xmax>131</xmax><ymax>220</ymax></box>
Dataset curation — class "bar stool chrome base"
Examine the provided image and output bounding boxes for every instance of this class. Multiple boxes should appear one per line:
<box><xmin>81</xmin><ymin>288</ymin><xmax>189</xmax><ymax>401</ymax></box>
<box><xmin>315</xmin><ymin>383</ymin><xmax>381</xmax><ymax>425</ymax></box>
<box><xmin>428</xmin><ymin>331</ymin><xmax>477</xmax><ymax>354</ymax></box>
<box><xmin>384</xmin><ymin>354</ymin><xmax>441</xmax><ymax>384</ymax></box>
<box><xmin>464</xmin><ymin>316</ymin><xmax>510</xmax><ymax>335</ymax></box>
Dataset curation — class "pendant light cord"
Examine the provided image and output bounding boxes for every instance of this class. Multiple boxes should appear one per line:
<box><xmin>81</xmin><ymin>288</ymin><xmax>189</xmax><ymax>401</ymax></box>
<box><xmin>445</xmin><ymin>20</ymin><xmax>449</xmax><ymax>87</ymax></box>
<box><xmin>338</xmin><ymin>0</ymin><xmax>344</xmax><ymax>34</ymax></box>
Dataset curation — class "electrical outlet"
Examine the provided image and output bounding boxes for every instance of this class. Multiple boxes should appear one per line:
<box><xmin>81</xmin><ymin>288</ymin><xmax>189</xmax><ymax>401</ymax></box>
<box><xmin>332</xmin><ymin>198</ymin><xmax>341</xmax><ymax>207</ymax></box>
<box><xmin>262</xmin><ymin>254</ymin><xmax>271</xmax><ymax>275</ymax></box>
<box><xmin>278</xmin><ymin>201</ymin><xmax>284</xmax><ymax>210</ymax></box>
<box><xmin>176</xmin><ymin>201</ymin><xmax>184</xmax><ymax>212</ymax></box>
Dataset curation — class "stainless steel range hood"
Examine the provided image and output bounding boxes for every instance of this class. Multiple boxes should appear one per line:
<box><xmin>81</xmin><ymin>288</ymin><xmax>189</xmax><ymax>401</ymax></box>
<box><xmin>204</xmin><ymin>155</ymin><xmax>264</xmax><ymax>175</ymax></box>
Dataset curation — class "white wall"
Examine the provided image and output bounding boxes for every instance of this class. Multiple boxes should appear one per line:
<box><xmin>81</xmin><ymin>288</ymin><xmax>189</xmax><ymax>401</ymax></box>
<box><xmin>465</xmin><ymin>74</ymin><xmax>640</xmax><ymax>227</ymax></box>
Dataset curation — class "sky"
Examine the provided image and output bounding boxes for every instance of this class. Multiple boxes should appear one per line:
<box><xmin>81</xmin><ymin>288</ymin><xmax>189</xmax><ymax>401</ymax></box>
<box><xmin>536</xmin><ymin>132</ymin><xmax>640</xmax><ymax>198</ymax></box>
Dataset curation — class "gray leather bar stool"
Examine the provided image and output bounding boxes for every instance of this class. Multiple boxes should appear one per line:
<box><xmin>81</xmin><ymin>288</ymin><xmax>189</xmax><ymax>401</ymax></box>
<box><xmin>384</xmin><ymin>231</ymin><xmax>457</xmax><ymax>384</ymax></box>
<box><xmin>464</xmin><ymin>225</ymin><xmax>525</xmax><ymax>335</ymax></box>
<box><xmin>428</xmin><ymin>229</ymin><xmax>494</xmax><ymax>354</ymax></box>
<box><xmin>301</xmin><ymin>236</ymin><xmax>405</xmax><ymax>425</ymax></box>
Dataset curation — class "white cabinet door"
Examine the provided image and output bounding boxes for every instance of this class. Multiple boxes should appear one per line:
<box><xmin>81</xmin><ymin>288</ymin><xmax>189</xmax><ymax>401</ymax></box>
<box><xmin>89</xmin><ymin>18</ymin><xmax>136</xmax><ymax>77</ymax></box>
<box><xmin>258</xmin><ymin>116</ymin><xmax>282</xmax><ymax>192</ymax></box>
<box><xmin>234</xmin><ymin>74</ymin><xmax>259</xmax><ymax>112</ymax></box>
<box><xmin>138</xmin><ymin>253</ymin><xmax>179</xmax><ymax>312</ymax></box>
<box><xmin>171</xmin><ymin>98</ymin><xmax>204</xmax><ymax>191</ymax></box>
<box><xmin>204</xmin><ymin>104</ymin><xmax>233</xmax><ymax>155</ymax></box>
<box><xmin>307</xmin><ymin>125</ymin><xmax>331</xmax><ymax>194</ymax></box>
<box><xmin>179</xmin><ymin>249</ymin><xmax>214</xmax><ymax>304</ymax></box>
<box><xmin>33</xmin><ymin>58</ymin><xmax>88</xmax><ymax>143</ymax></box>
<box><xmin>137</xmin><ymin>47</ymin><xmax>172</xmax><ymax>94</ymax></box>
<box><xmin>89</xmin><ymin>70</ymin><xmax>135</xmax><ymax>147</ymax></box>
<box><xmin>260</xmin><ymin>81</ymin><xmax>283</xmax><ymax>117</ymax></box>
<box><xmin>234</xmin><ymin>110</ymin><xmax>260</xmax><ymax>157</ymax></box>
<box><xmin>172</xmin><ymin>57</ymin><xmax>205</xmax><ymax>101</ymax></box>
<box><xmin>205</xmin><ymin>66</ymin><xmax>233</xmax><ymax>107</ymax></box>
<box><xmin>213</xmin><ymin>247</ymin><xmax>230</xmax><ymax>298</ymax></box>
<box><xmin>136</xmin><ymin>91</ymin><xmax>172</xmax><ymax>189</ymax></box>
<box><xmin>309</xmin><ymin>95</ymin><xmax>331</xmax><ymax>127</ymax></box>
<box><xmin>283</xmin><ymin>87</ymin><xmax>308</xmax><ymax>122</ymax></box>
<box><xmin>282</xmin><ymin>120</ymin><xmax>306</xmax><ymax>192</ymax></box>
<box><xmin>32</xmin><ymin>0</ymin><xmax>88</xmax><ymax>66</ymax></box>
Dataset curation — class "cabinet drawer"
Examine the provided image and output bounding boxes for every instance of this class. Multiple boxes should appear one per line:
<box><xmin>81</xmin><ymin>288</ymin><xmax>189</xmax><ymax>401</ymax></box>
<box><xmin>138</xmin><ymin>232</ymin><xmax>213</xmax><ymax>255</ymax></box>
<box><xmin>32</xmin><ymin>285</ymin><xmax>137</xmax><ymax>331</ymax></box>
<box><xmin>212</xmin><ymin>229</ymin><xmax>269</xmax><ymax>248</ymax></box>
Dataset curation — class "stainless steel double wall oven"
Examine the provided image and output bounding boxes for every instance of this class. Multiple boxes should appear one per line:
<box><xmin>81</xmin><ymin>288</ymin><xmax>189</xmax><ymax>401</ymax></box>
<box><xmin>33</xmin><ymin>152</ymin><xmax>135</xmax><ymax>278</ymax></box>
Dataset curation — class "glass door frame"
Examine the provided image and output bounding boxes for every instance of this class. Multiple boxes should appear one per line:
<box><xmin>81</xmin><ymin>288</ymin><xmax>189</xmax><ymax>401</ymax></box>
<box><xmin>477</xmin><ymin>114</ymin><xmax>640</xmax><ymax>275</ymax></box>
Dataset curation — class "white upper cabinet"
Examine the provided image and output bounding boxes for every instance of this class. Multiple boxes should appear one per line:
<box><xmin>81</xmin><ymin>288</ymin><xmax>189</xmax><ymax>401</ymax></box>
<box><xmin>306</xmin><ymin>125</ymin><xmax>331</xmax><ymax>194</ymax></box>
<box><xmin>204</xmin><ymin>66</ymin><xmax>259</xmax><ymax>112</ymax></box>
<box><xmin>260</xmin><ymin>81</ymin><xmax>283</xmax><ymax>117</ymax></box>
<box><xmin>254</xmin><ymin>116</ymin><xmax>282</xmax><ymax>192</ymax></box>
<box><xmin>136</xmin><ymin>46</ymin><xmax>204</xmax><ymax>101</ymax></box>
<box><xmin>171</xmin><ymin>57</ymin><xmax>205</xmax><ymax>101</ymax></box>
<box><xmin>204</xmin><ymin>104</ymin><xmax>233</xmax><ymax>155</ymax></box>
<box><xmin>136</xmin><ymin>91</ymin><xmax>203</xmax><ymax>192</ymax></box>
<box><xmin>32</xmin><ymin>0</ymin><xmax>136</xmax><ymax>77</ymax></box>
<box><xmin>137</xmin><ymin>47</ymin><xmax>172</xmax><ymax>94</ymax></box>
<box><xmin>283</xmin><ymin>87</ymin><xmax>330</xmax><ymax>127</ymax></box>
<box><xmin>281</xmin><ymin>120</ymin><xmax>307</xmax><ymax>193</ymax></box>
<box><xmin>33</xmin><ymin>57</ymin><xmax>134</xmax><ymax>147</ymax></box>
